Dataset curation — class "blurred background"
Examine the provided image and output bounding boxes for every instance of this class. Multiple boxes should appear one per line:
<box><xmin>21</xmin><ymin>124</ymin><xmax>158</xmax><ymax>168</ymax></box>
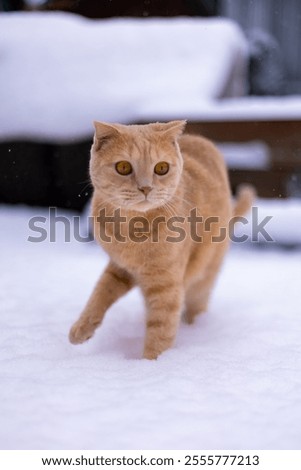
<box><xmin>0</xmin><ymin>0</ymin><xmax>300</xmax><ymax>214</ymax></box>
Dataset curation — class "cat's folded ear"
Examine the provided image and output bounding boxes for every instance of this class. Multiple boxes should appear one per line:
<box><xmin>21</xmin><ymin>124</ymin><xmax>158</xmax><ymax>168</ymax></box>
<box><xmin>93</xmin><ymin>121</ymin><xmax>121</xmax><ymax>151</ymax></box>
<box><xmin>93</xmin><ymin>121</ymin><xmax>121</xmax><ymax>139</ymax></box>
<box><xmin>153</xmin><ymin>120</ymin><xmax>187</xmax><ymax>139</ymax></box>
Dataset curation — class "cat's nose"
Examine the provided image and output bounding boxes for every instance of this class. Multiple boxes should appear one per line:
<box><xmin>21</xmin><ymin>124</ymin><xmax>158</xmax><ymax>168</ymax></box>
<box><xmin>138</xmin><ymin>186</ymin><xmax>152</xmax><ymax>196</ymax></box>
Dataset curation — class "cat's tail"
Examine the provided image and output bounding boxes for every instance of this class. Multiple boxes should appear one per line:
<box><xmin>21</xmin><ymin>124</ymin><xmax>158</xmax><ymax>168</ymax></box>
<box><xmin>233</xmin><ymin>184</ymin><xmax>256</xmax><ymax>218</ymax></box>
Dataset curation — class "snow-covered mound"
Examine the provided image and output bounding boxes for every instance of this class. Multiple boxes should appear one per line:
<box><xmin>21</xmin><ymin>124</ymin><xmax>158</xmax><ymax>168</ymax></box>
<box><xmin>0</xmin><ymin>203</ymin><xmax>300</xmax><ymax>450</ymax></box>
<box><xmin>0</xmin><ymin>12</ymin><xmax>248</xmax><ymax>142</ymax></box>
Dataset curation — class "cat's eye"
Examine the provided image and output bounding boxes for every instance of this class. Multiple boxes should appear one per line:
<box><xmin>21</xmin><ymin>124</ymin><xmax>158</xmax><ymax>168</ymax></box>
<box><xmin>115</xmin><ymin>161</ymin><xmax>132</xmax><ymax>175</ymax></box>
<box><xmin>154</xmin><ymin>162</ymin><xmax>169</xmax><ymax>175</ymax></box>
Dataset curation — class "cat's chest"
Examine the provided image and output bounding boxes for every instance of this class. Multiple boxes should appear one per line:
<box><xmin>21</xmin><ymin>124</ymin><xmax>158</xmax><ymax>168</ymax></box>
<box><xmin>92</xmin><ymin>201</ymin><xmax>189</xmax><ymax>272</ymax></box>
<box><xmin>95</xmin><ymin>217</ymin><xmax>186</xmax><ymax>273</ymax></box>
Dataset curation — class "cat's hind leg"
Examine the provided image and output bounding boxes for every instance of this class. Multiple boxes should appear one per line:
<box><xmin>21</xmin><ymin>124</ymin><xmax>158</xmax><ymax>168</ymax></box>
<box><xmin>183</xmin><ymin>277</ymin><xmax>211</xmax><ymax>324</ymax></box>
<box><xmin>183</xmin><ymin>249</ymin><xmax>226</xmax><ymax>324</ymax></box>
<box><xmin>69</xmin><ymin>261</ymin><xmax>134</xmax><ymax>344</ymax></box>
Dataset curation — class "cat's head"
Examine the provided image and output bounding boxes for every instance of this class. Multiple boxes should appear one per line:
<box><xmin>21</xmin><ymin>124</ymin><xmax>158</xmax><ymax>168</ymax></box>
<box><xmin>90</xmin><ymin>120</ymin><xmax>186</xmax><ymax>212</ymax></box>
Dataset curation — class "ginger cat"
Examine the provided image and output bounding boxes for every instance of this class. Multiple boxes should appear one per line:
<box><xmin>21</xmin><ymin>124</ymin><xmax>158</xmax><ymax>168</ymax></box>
<box><xmin>69</xmin><ymin>121</ymin><xmax>253</xmax><ymax>359</ymax></box>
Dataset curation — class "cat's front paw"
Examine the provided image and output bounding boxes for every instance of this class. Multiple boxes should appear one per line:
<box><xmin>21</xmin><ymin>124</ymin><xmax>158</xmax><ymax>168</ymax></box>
<box><xmin>69</xmin><ymin>320</ymin><xmax>94</xmax><ymax>344</ymax></box>
<box><xmin>143</xmin><ymin>350</ymin><xmax>159</xmax><ymax>360</ymax></box>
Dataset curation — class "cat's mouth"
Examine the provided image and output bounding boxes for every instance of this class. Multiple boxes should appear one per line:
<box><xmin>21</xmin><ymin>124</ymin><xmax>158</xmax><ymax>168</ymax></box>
<box><xmin>117</xmin><ymin>189</ymin><xmax>171</xmax><ymax>211</ymax></box>
<box><xmin>126</xmin><ymin>197</ymin><xmax>168</xmax><ymax>212</ymax></box>
<box><xmin>129</xmin><ymin>197</ymin><xmax>154</xmax><ymax>210</ymax></box>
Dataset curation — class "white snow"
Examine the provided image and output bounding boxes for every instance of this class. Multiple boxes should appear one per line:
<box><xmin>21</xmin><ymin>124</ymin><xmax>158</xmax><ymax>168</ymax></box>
<box><xmin>0</xmin><ymin>12</ymin><xmax>248</xmax><ymax>142</ymax></box>
<box><xmin>217</xmin><ymin>141</ymin><xmax>271</xmax><ymax>169</ymax></box>
<box><xmin>0</xmin><ymin>203</ymin><xmax>300</xmax><ymax>450</ymax></box>
<box><xmin>136</xmin><ymin>95</ymin><xmax>301</xmax><ymax>123</ymax></box>
<box><xmin>234</xmin><ymin>198</ymin><xmax>301</xmax><ymax>245</ymax></box>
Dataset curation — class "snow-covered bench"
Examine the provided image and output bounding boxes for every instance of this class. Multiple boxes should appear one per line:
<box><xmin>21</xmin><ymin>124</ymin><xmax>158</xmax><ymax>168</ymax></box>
<box><xmin>0</xmin><ymin>12</ymin><xmax>248</xmax><ymax>142</ymax></box>
<box><xmin>185</xmin><ymin>97</ymin><xmax>301</xmax><ymax>197</ymax></box>
<box><xmin>137</xmin><ymin>95</ymin><xmax>301</xmax><ymax>197</ymax></box>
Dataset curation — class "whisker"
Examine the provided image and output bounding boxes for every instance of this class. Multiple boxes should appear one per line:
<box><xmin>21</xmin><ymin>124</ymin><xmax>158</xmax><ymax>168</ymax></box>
<box><xmin>93</xmin><ymin>195</ymin><xmax>122</xmax><ymax>211</ymax></box>
<box><xmin>162</xmin><ymin>201</ymin><xmax>177</xmax><ymax>219</ymax></box>
<box><xmin>78</xmin><ymin>181</ymin><xmax>93</xmax><ymax>197</ymax></box>
<box><xmin>78</xmin><ymin>178</ymin><xmax>91</xmax><ymax>185</ymax></box>
<box><xmin>170</xmin><ymin>193</ymin><xmax>195</xmax><ymax>208</ymax></box>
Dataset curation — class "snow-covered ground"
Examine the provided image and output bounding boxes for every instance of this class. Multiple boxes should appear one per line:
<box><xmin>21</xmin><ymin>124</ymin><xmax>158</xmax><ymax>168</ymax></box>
<box><xmin>0</xmin><ymin>203</ymin><xmax>300</xmax><ymax>450</ymax></box>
